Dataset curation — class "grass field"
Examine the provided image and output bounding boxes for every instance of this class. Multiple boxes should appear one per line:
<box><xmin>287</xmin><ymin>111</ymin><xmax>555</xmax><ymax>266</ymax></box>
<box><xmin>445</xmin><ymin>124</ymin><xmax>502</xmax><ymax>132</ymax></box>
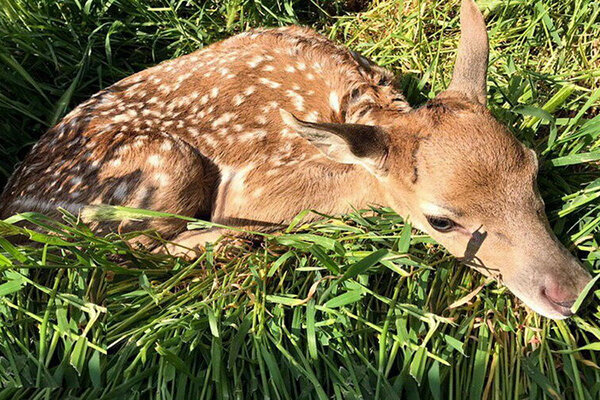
<box><xmin>0</xmin><ymin>0</ymin><xmax>599</xmax><ymax>398</ymax></box>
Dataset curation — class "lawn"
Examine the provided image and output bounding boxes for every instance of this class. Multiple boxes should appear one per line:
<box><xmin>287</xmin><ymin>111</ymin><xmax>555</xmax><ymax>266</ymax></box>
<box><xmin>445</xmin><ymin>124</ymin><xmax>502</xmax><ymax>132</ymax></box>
<box><xmin>0</xmin><ymin>0</ymin><xmax>599</xmax><ymax>398</ymax></box>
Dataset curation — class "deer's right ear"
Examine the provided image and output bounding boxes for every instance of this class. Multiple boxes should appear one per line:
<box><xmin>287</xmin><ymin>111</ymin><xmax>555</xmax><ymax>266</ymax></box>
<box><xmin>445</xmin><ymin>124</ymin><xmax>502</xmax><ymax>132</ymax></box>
<box><xmin>280</xmin><ymin>109</ymin><xmax>389</xmax><ymax>176</ymax></box>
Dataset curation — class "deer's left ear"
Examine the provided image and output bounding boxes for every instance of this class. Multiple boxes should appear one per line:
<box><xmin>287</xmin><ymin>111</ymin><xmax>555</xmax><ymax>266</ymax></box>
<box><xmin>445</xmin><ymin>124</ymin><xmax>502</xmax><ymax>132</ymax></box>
<box><xmin>280</xmin><ymin>109</ymin><xmax>389</xmax><ymax>175</ymax></box>
<box><xmin>441</xmin><ymin>0</ymin><xmax>489</xmax><ymax>105</ymax></box>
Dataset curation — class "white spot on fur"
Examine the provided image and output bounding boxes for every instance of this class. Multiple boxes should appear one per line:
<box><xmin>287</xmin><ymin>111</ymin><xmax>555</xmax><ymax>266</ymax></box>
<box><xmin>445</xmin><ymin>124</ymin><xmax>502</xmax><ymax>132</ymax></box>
<box><xmin>154</xmin><ymin>173</ymin><xmax>169</xmax><ymax>186</ymax></box>
<box><xmin>112</xmin><ymin>114</ymin><xmax>130</xmax><ymax>123</ymax></box>
<box><xmin>239</xmin><ymin>129</ymin><xmax>267</xmax><ymax>141</ymax></box>
<box><xmin>210</xmin><ymin>87</ymin><xmax>220</xmax><ymax>98</ymax></box>
<box><xmin>247</xmin><ymin>56</ymin><xmax>265</xmax><ymax>68</ymax></box>
<box><xmin>259</xmin><ymin>77</ymin><xmax>281</xmax><ymax>89</ymax></box>
<box><xmin>203</xmin><ymin>135</ymin><xmax>217</xmax><ymax>147</ymax></box>
<box><xmin>90</xmin><ymin>159</ymin><xmax>101</xmax><ymax>169</ymax></box>
<box><xmin>212</xmin><ymin>112</ymin><xmax>235</xmax><ymax>128</ymax></box>
<box><xmin>232</xmin><ymin>94</ymin><xmax>245</xmax><ymax>106</ymax></box>
<box><xmin>229</xmin><ymin>164</ymin><xmax>254</xmax><ymax>197</ymax></box>
<box><xmin>252</xmin><ymin>187</ymin><xmax>264</xmax><ymax>198</ymax></box>
<box><xmin>148</xmin><ymin>154</ymin><xmax>162</xmax><ymax>166</ymax></box>
<box><xmin>286</xmin><ymin>90</ymin><xmax>305</xmax><ymax>112</ymax></box>
<box><xmin>305</xmin><ymin>111</ymin><xmax>320</xmax><ymax>122</ymax></box>
<box><xmin>134</xmin><ymin>186</ymin><xmax>150</xmax><ymax>202</ymax></box>
<box><xmin>217</xmin><ymin>128</ymin><xmax>229</xmax><ymax>137</ymax></box>
<box><xmin>329</xmin><ymin>91</ymin><xmax>340</xmax><ymax>113</ymax></box>
<box><xmin>244</xmin><ymin>86</ymin><xmax>256</xmax><ymax>96</ymax></box>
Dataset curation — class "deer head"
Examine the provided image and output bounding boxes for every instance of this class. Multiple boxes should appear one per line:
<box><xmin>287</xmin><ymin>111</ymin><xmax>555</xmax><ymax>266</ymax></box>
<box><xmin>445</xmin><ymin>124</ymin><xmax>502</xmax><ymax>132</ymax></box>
<box><xmin>283</xmin><ymin>0</ymin><xmax>592</xmax><ymax>319</ymax></box>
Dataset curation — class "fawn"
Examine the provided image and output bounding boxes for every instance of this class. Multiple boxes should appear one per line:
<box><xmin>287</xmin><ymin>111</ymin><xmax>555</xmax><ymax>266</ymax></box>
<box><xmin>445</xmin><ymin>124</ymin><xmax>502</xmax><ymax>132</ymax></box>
<box><xmin>0</xmin><ymin>0</ymin><xmax>591</xmax><ymax>319</ymax></box>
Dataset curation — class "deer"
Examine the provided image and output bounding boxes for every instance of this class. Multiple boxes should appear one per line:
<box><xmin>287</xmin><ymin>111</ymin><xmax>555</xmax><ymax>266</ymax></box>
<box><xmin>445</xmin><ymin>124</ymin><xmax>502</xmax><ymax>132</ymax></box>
<box><xmin>0</xmin><ymin>0</ymin><xmax>592</xmax><ymax>319</ymax></box>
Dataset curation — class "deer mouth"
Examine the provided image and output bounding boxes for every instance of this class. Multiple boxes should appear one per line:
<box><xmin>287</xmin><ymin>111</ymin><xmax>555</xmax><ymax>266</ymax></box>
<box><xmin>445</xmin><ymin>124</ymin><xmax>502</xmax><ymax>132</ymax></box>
<box><xmin>541</xmin><ymin>288</ymin><xmax>575</xmax><ymax>318</ymax></box>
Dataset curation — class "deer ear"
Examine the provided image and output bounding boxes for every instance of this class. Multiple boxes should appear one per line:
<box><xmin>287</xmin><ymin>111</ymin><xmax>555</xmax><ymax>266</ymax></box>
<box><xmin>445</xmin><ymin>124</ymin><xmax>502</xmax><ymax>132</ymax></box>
<box><xmin>280</xmin><ymin>109</ymin><xmax>389</xmax><ymax>175</ymax></box>
<box><xmin>442</xmin><ymin>0</ymin><xmax>489</xmax><ymax>105</ymax></box>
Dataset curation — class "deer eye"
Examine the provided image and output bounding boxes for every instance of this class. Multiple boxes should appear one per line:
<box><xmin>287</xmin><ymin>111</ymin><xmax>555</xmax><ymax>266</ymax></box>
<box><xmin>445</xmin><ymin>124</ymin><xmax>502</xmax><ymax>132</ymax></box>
<box><xmin>426</xmin><ymin>216</ymin><xmax>456</xmax><ymax>233</ymax></box>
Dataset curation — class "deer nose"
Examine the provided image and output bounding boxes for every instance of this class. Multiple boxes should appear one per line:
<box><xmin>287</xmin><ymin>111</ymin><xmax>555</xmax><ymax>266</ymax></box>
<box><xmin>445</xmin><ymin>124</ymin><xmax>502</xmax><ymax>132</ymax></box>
<box><xmin>542</xmin><ymin>282</ymin><xmax>576</xmax><ymax>315</ymax></box>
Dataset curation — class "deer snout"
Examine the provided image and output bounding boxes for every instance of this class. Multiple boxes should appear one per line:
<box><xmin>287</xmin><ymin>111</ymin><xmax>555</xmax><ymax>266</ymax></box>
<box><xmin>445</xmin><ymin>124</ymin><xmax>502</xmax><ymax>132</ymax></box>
<box><xmin>541</xmin><ymin>271</ymin><xmax>592</xmax><ymax>317</ymax></box>
<box><xmin>541</xmin><ymin>285</ymin><xmax>575</xmax><ymax>316</ymax></box>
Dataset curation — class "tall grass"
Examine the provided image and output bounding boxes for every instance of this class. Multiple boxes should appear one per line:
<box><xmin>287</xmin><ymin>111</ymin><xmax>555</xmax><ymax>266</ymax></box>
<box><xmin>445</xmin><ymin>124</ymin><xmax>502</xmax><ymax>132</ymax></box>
<box><xmin>0</xmin><ymin>0</ymin><xmax>599</xmax><ymax>398</ymax></box>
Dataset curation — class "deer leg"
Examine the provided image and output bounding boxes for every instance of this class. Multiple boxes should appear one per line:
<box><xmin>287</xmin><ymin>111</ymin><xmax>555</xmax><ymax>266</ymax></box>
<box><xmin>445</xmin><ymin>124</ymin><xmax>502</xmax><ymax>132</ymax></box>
<box><xmin>154</xmin><ymin>228</ymin><xmax>229</xmax><ymax>258</ymax></box>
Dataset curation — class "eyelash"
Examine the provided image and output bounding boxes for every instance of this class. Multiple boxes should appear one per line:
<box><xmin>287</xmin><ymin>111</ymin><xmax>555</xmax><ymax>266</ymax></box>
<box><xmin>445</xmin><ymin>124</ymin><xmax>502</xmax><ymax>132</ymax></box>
<box><xmin>425</xmin><ymin>216</ymin><xmax>457</xmax><ymax>233</ymax></box>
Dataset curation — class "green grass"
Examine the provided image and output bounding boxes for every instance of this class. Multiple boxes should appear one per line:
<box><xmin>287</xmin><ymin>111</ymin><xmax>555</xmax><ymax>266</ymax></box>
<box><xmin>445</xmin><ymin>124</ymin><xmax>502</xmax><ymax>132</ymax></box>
<box><xmin>0</xmin><ymin>0</ymin><xmax>599</xmax><ymax>398</ymax></box>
